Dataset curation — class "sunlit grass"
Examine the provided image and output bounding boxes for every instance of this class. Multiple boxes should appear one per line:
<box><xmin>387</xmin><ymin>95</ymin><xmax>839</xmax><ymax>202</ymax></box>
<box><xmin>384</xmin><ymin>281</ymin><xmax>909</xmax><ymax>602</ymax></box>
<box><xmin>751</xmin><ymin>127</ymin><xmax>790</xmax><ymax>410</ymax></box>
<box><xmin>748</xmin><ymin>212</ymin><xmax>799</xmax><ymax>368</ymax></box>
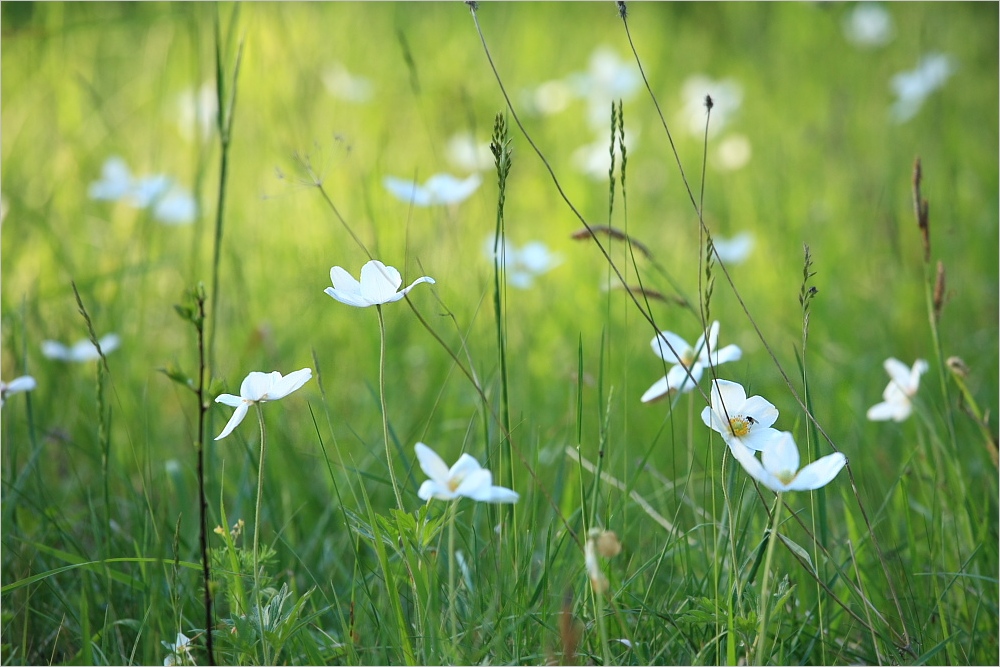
<box><xmin>2</xmin><ymin>2</ymin><xmax>998</xmax><ymax>665</ymax></box>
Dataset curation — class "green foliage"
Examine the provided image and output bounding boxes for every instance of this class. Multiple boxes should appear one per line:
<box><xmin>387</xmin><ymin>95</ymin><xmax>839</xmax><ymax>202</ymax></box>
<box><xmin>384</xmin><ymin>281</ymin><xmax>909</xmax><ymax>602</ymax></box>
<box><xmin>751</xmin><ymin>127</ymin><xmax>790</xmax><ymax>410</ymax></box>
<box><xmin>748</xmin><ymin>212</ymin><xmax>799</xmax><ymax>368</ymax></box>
<box><xmin>1</xmin><ymin>2</ymin><xmax>998</xmax><ymax>666</ymax></box>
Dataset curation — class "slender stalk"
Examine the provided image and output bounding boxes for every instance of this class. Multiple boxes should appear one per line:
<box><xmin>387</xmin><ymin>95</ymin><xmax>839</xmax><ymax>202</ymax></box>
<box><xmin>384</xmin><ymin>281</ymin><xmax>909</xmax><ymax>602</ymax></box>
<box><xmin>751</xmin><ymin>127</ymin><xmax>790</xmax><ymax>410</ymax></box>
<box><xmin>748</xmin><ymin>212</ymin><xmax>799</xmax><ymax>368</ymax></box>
<box><xmin>377</xmin><ymin>305</ymin><xmax>404</xmax><ymax>510</ymax></box>
<box><xmin>193</xmin><ymin>286</ymin><xmax>215</xmax><ymax>665</ymax></box>
<box><xmin>447</xmin><ymin>502</ymin><xmax>459</xmax><ymax>658</ymax></box>
<box><xmin>253</xmin><ymin>404</ymin><xmax>270</xmax><ymax>666</ymax></box>
<box><xmin>754</xmin><ymin>493</ymin><xmax>783</xmax><ymax>666</ymax></box>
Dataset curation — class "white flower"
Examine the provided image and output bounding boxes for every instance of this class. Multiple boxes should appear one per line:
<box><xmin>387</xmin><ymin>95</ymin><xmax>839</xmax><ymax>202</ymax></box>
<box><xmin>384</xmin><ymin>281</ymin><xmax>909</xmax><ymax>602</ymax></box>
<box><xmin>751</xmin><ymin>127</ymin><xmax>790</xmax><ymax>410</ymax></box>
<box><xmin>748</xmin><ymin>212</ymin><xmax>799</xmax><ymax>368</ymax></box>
<box><xmin>843</xmin><ymin>3</ymin><xmax>895</xmax><ymax>48</ymax></box>
<box><xmin>1</xmin><ymin>375</ymin><xmax>36</xmax><ymax>407</ymax></box>
<box><xmin>322</xmin><ymin>62</ymin><xmax>374</xmax><ymax>103</ymax></box>
<box><xmin>176</xmin><ymin>82</ymin><xmax>217</xmax><ymax>143</ymax></box>
<box><xmin>642</xmin><ymin>321</ymin><xmax>742</xmax><ymax>402</ymax></box>
<box><xmin>729</xmin><ymin>431</ymin><xmax>847</xmax><ymax>492</ymax></box>
<box><xmin>711</xmin><ymin>231</ymin><xmax>754</xmax><ymax>264</ymax></box>
<box><xmin>42</xmin><ymin>334</ymin><xmax>120</xmax><ymax>363</ymax></box>
<box><xmin>700</xmin><ymin>379</ymin><xmax>782</xmax><ymax>452</ymax></box>
<box><xmin>446</xmin><ymin>133</ymin><xmax>494</xmax><ymax>172</ymax></box>
<box><xmin>325</xmin><ymin>260</ymin><xmax>434</xmax><ymax>308</ymax></box>
<box><xmin>681</xmin><ymin>75</ymin><xmax>743</xmax><ymax>137</ymax></box>
<box><xmin>585</xmin><ymin>528</ymin><xmax>621</xmax><ymax>593</ymax></box>
<box><xmin>214</xmin><ymin>368</ymin><xmax>312</xmax><ymax>440</ymax></box>
<box><xmin>152</xmin><ymin>187</ymin><xmax>197</xmax><ymax>225</ymax></box>
<box><xmin>414</xmin><ymin>442</ymin><xmax>519</xmax><ymax>503</ymax></box>
<box><xmin>483</xmin><ymin>235</ymin><xmax>561</xmax><ymax>289</ymax></box>
<box><xmin>383</xmin><ymin>173</ymin><xmax>481</xmax><ymax>206</ymax></box>
<box><xmin>571</xmin><ymin>130</ymin><xmax>637</xmax><ymax>180</ymax></box>
<box><xmin>866</xmin><ymin>357</ymin><xmax>928</xmax><ymax>422</ymax></box>
<box><xmin>889</xmin><ymin>53</ymin><xmax>955</xmax><ymax>123</ymax></box>
<box><xmin>714</xmin><ymin>134</ymin><xmax>752</xmax><ymax>171</ymax></box>
<box><xmin>88</xmin><ymin>157</ymin><xmax>134</xmax><ymax>201</ymax></box>
<box><xmin>569</xmin><ymin>46</ymin><xmax>641</xmax><ymax>128</ymax></box>
<box><xmin>161</xmin><ymin>632</ymin><xmax>193</xmax><ymax>666</ymax></box>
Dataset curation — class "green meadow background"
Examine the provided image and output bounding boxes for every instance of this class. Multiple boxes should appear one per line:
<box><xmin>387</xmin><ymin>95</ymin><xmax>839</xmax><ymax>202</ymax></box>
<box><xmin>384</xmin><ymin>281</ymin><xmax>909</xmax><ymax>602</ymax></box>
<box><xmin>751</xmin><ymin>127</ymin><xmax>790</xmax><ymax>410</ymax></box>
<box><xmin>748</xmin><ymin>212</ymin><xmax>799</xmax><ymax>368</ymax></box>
<box><xmin>2</xmin><ymin>2</ymin><xmax>997</xmax><ymax>665</ymax></box>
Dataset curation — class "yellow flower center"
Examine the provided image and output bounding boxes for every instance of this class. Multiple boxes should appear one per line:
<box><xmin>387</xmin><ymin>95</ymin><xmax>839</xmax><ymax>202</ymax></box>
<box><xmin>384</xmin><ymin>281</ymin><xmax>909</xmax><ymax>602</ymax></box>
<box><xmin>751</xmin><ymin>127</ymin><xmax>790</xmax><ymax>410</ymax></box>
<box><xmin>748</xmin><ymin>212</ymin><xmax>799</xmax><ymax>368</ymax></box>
<box><xmin>729</xmin><ymin>415</ymin><xmax>752</xmax><ymax>437</ymax></box>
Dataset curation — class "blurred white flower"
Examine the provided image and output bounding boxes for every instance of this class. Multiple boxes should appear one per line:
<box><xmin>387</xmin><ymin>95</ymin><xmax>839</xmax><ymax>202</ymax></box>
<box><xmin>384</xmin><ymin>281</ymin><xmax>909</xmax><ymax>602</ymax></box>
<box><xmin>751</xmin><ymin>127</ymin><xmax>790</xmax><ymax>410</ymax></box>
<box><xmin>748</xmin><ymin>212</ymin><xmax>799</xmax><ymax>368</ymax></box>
<box><xmin>701</xmin><ymin>379</ymin><xmax>783</xmax><ymax>453</ymax></box>
<box><xmin>162</xmin><ymin>632</ymin><xmax>194</xmax><ymax>667</ymax></box>
<box><xmin>89</xmin><ymin>157</ymin><xmax>196</xmax><ymax>224</ymax></box>
<box><xmin>867</xmin><ymin>357</ymin><xmax>928</xmax><ymax>422</ymax></box>
<box><xmin>88</xmin><ymin>157</ymin><xmax>134</xmax><ymax>201</ymax></box>
<box><xmin>642</xmin><ymin>321</ymin><xmax>742</xmax><ymax>402</ymax></box>
<box><xmin>527</xmin><ymin>79</ymin><xmax>575</xmax><ymax>115</ymax></box>
<box><xmin>176</xmin><ymin>82</ymin><xmax>217</xmax><ymax>142</ymax></box>
<box><xmin>712</xmin><ymin>231</ymin><xmax>754</xmax><ymax>264</ymax></box>
<box><xmin>715</xmin><ymin>134</ymin><xmax>752</xmax><ymax>171</ymax></box>
<box><xmin>1</xmin><ymin>375</ymin><xmax>36</xmax><ymax>407</ymax></box>
<box><xmin>572</xmin><ymin>130</ymin><xmax>636</xmax><ymax>180</ymax></box>
<box><xmin>42</xmin><ymin>334</ymin><xmax>120</xmax><ymax>363</ymax></box>
<box><xmin>681</xmin><ymin>75</ymin><xmax>743</xmax><ymax>137</ymax></box>
<box><xmin>325</xmin><ymin>259</ymin><xmax>435</xmax><ymax>308</ymax></box>
<box><xmin>570</xmin><ymin>46</ymin><xmax>641</xmax><ymax>128</ymax></box>
<box><xmin>890</xmin><ymin>53</ymin><xmax>955</xmax><ymax>123</ymax></box>
<box><xmin>446</xmin><ymin>133</ymin><xmax>494</xmax><ymax>172</ymax></box>
<box><xmin>414</xmin><ymin>442</ymin><xmax>519</xmax><ymax>503</ymax></box>
<box><xmin>214</xmin><ymin>368</ymin><xmax>312</xmax><ymax>440</ymax></box>
<box><xmin>322</xmin><ymin>62</ymin><xmax>374</xmax><ymax>103</ymax></box>
<box><xmin>730</xmin><ymin>431</ymin><xmax>847</xmax><ymax>492</ymax></box>
<box><xmin>483</xmin><ymin>235</ymin><xmax>561</xmax><ymax>288</ymax></box>
<box><xmin>843</xmin><ymin>3</ymin><xmax>894</xmax><ymax>48</ymax></box>
<box><xmin>383</xmin><ymin>173</ymin><xmax>482</xmax><ymax>206</ymax></box>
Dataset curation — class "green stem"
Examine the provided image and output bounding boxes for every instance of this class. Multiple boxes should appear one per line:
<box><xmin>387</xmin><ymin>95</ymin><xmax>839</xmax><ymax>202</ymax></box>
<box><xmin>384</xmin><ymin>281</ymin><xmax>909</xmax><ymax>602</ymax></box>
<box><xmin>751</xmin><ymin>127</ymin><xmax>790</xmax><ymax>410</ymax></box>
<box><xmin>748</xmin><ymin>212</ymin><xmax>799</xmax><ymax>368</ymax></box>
<box><xmin>377</xmin><ymin>305</ymin><xmax>404</xmax><ymax>510</ymax></box>
<box><xmin>448</xmin><ymin>502</ymin><xmax>459</xmax><ymax>659</ymax></box>
<box><xmin>754</xmin><ymin>493</ymin><xmax>783</xmax><ymax>666</ymax></box>
<box><xmin>253</xmin><ymin>404</ymin><xmax>270</xmax><ymax>666</ymax></box>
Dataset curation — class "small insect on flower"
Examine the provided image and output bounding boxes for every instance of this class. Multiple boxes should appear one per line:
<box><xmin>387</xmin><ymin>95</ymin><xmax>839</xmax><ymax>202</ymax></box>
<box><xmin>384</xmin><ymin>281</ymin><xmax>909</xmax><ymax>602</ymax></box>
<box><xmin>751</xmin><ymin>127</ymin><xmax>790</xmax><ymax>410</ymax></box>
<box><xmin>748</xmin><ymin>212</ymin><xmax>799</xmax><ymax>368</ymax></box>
<box><xmin>701</xmin><ymin>379</ymin><xmax>783</xmax><ymax>452</ymax></box>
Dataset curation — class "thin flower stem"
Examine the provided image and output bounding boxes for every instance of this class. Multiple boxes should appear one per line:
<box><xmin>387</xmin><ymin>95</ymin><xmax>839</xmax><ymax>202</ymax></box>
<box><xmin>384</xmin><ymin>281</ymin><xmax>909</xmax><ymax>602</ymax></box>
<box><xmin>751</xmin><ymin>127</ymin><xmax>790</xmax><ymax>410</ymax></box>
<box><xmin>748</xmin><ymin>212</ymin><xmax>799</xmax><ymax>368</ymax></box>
<box><xmin>754</xmin><ymin>492</ymin><xmax>783</xmax><ymax>666</ymax></box>
<box><xmin>377</xmin><ymin>305</ymin><xmax>405</xmax><ymax>511</ymax></box>
<box><xmin>447</xmin><ymin>502</ymin><xmax>459</xmax><ymax>657</ymax></box>
<box><xmin>253</xmin><ymin>403</ymin><xmax>270</xmax><ymax>666</ymax></box>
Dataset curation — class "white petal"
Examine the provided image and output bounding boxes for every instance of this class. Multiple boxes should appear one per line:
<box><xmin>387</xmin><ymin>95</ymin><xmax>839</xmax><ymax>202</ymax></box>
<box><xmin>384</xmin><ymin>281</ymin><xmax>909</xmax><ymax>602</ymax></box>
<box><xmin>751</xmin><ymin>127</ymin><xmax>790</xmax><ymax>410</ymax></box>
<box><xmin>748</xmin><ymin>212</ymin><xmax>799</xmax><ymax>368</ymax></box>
<box><xmin>267</xmin><ymin>368</ymin><xmax>312</xmax><ymax>400</ymax></box>
<box><xmin>330</xmin><ymin>266</ymin><xmax>362</xmax><ymax>294</ymax></box>
<box><xmin>454</xmin><ymin>467</ymin><xmax>494</xmax><ymax>499</ymax></box>
<box><xmin>641</xmin><ymin>376</ymin><xmax>671</xmax><ymax>403</ymax></box>
<box><xmin>449</xmin><ymin>453</ymin><xmax>486</xmax><ymax>483</ymax></box>
<box><xmin>729</xmin><ymin>441</ymin><xmax>784</xmax><ymax>492</ymax></box>
<box><xmin>396</xmin><ymin>275</ymin><xmax>436</xmax><ymax>299</ymax></box>
<box><xmin>324</xmin><ymin>287</ymin><xmax>372</xmax><ymax>307</ymax></box>
<box><xmin>415</xmin><ymin>443</ymin><xmax>451</xmax><ymax>486</ymax></box>
<box><xmin>669</xmin><ymin>362</ymin><xmax>703</xmax><ymax>394</ymax></box>
<box><xmin>650</xmin><ymin>331</ymin><xmax>690</xmax><ymax>364</ymax></box>
<box><xmin>215</xmin><ymin>393</ymin><xmax>243</xmax><ymax>407</ymax></box>
<box><xmin>708</xmin><ymin>344</ymin><xmax>742</xmax><ymax>366</ymax></box>
<box><xmin>867</xmin><ymin>399</ymin><xmax>910</xmax><ymax>422</ymax></box>
<box><xmin>418</xmin><ymin>479</ymin><xmax>455</xmax><ymax>501</ymax></box>
<box><xmin>694</xmin><ymin>321</ymin><xmax>720</xmax><ymax>359</ymax></box>
<box><xmin>424</xmin><ymin>173</ymin><xmax>481</xmax><ymax>204</ymax></box>
<box><xmin>742</xmin><ymin>395</ymin><xmax>779</xmax><ymax>429</ymax></box>
<box><xmin>98</xmin><ymin>334</ymin><xmax>121</xmax><ymax>354</ymax></box>
<box><xmin>41</xmin><ymin>340</ymin><xmax>72</xmax><ymax>361</ymax></box>
<box><xmin>883</xmin><ymin>357</ymin><xmax>913</xmax><ymax>392</ymax></box>
<box><xmin>700</xmin><ymin>405</ymin><xmax>715</xmax><ymax>430</ymax></box>
<box><xmin>471</xmin><ymin>484</ymin><xmax>519</xmax><ymax>503</ymax></box>
<box><xmin>740</xmin><ymin>425</ymin><xmax>784</xmax><ymax>452</ymax></box>
<box><xmin>361</xmin><ymin>260</ymin><xmax>403</xmax><ymax>304</ymax></box>
<box><xmin>761</xmin><ymin>432</ymin><xmax>800</xmax><ymax>477</ymax></box>
<box><xmin>712</xmin><ymin>379</ymin><xmax>747</xmax><ymax>416</ymax></box>
<box><xmin>215</xmin><ymin>401</ymin><xmax>249</xmax><ymax>440</ymax></box>
<box><xmin>6</xmin><ymin>376</ymin><xmax>36</xmax><ymax>394</ymax></box>
<box><xmin>787</xmin><ymin>452</ymin><xmax>847</xmax><ymax>491</ymax></box>
<box><xmin>909</xmin><ymin>359</ymin><xmax>929</xmax><ymax>391</ymax></box>
<box><xmin>240</xmin><ymin>371</ymin><xmax>273</xmax><ymax>401</ymax></box>
<box><xmin>384</xmin><ymin>176</ymin><xmax>433</xmax><ymax>206</ymax></box>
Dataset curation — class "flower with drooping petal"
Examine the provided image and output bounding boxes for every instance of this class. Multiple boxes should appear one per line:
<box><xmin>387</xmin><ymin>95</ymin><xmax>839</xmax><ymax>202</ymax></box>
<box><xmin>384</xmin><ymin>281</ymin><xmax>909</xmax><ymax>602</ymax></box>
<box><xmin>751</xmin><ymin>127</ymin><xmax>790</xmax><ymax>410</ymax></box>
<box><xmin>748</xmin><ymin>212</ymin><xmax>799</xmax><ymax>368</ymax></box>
<box><xmin>325</xmin><ymin>259</ymin><xmax>434</xmax><ymax>308</ymax></box>
<box><xmin>414</xmin><ymin>442</ymin><xmax>519</xmax><ymax>503</ymax></box>
<box><xmin>642</xmin><ymin>321</ymin><xmax>742</xmax><ymax>402</ymax></box>
<box><xmin>162</xmin><ymin>632</ymin><xmax>194</xmax><ymax>667</ymax></box>
<box><xmin>383</xmin><ymin>173</ymin><xmax>482</xmax><ymax>206</ymax></box>
<box><xmin>700</xmin><ymin>379</ymin><xmax>782</xmax><ymax>452</ymax></box>
<box><xmin>214</xmin><ymin>368</ymin><xmax>312</xmax><ymax>440</ymax></box>
<box><xmin>866</xmin><ymin>357</ymin><xmax>928</xmax><ymax>422</ymax></box>
<box><xmin>1</xmin><ymin>375</ymin><xmax>36</xmax><ymax>407</ymax></box>
<box><xmin>42</xmin><ymin>334</ymin><xmax>120</xmax><ymax>363</ymax></box>
<box><xmin>729</xmin><ymin>431</ymin><xmax>847</xmax><ymax>492</ymax></box>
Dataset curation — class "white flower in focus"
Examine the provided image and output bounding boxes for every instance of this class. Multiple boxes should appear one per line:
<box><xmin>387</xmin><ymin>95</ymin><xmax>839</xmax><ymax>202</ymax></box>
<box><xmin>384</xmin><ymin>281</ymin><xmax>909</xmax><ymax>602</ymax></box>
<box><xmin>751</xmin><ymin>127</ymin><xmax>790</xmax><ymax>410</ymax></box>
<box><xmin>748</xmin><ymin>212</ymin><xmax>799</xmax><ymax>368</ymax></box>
<box><xmin>325</xmin><ymin>260</ymin><xmax>435</xmax><ymax>308</ymax></box>
<box><xmin>446</xmin><ymin>133</ymin><xmax>494</xmax><ymax>172</ymax></box>
<box><xmin>42</xmin><ymin>334</ymin><xmax>120</xmax><ymax>363</ymax></box>
<box><xmin>214</xmin><ymin>368</ymin><xmax>312</xmax><ymax>440</ymax></box>
<box><xmin>700</xmin><ymin>379</ymin><xmax>782</xmax><ymax>452</ymax></box>
<box><xmin>682</xmin><ymin>75</ymin><xmax>743</xmax><ymax>137</ymax></box>
<box><xmin>383</xmin><ymin>173</ymin><xmax>482</xmax><ymax>206</ymax></box>
<box><xmin>866</xmin><ymin>357</ymin><xmax>928</xmax><ymax>422</ymax></box>
<box><xmin>1</xmin><ymin>375</ymin><xmax>36</xmax><ymax>407</ymax></box>
<box><xmin>322</xmin><ymin>62</ymin><xmax>374</xmax><ymax>103</ymax></box>
<box><xmin>483</xmin><ymin>235</ymin><xmax>562</xmax><ymax>289</ymax></box>
<box><xmin>890</xmin><ymin>53</ymin><xmax>955</xmax><ymax>123</ymax></box>
<box><xmin>843</xmin><ymin>3</ymin><xmax>894</xmax><ymax>48</ymax></box>
<box><xmin>415</xmin><ymin>442</ymin><xmax>519</xmax><ymax>503</ymax></box>
<box><xmin>642</xmin><ymin>321</ymin><xmax>742</xmax><ymax>402</ymax></box>
<box><xmin>162</xmin><ymin>632</ymin><xmax>194</xmax><ymax>667</ymax></box>
<box><xmin>711</xmin><ymin>232</ymin><xmax>754</xmax><ymax>264</ymax></box>
<box><xmin>729</xmin><ymin>431</ymin><xmax>847</xmax><ymax>492</ymax></box>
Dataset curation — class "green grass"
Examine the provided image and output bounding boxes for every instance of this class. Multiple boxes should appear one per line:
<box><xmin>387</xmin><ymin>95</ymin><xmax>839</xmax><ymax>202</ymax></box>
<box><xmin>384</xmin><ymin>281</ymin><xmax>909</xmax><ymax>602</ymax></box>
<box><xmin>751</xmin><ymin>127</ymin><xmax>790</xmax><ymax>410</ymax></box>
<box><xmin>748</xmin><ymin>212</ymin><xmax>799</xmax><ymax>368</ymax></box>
<box><xmin>2</xmin><ymin>2</ymin><xmax>997</xmax><ymax>665</ymax></box>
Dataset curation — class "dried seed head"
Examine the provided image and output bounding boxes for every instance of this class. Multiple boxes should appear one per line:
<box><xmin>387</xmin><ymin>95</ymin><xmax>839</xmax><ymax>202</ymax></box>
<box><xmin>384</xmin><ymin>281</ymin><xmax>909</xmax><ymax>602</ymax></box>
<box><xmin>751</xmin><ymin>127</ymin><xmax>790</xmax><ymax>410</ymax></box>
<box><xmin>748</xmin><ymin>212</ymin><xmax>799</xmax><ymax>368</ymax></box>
<box><xmin>596</xmin><ymin>530</ymin><xmax>622</xmax><ymax>558</ymax></box>
<box><xmin>946</xmin><ymin>356</ymin><xmax>969</xmax><ymax>378</ymax></box>
<box><xmin>933</xmin><ymin>260</ymin><xmax>946</xmax><ymax>322</ymax></box>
